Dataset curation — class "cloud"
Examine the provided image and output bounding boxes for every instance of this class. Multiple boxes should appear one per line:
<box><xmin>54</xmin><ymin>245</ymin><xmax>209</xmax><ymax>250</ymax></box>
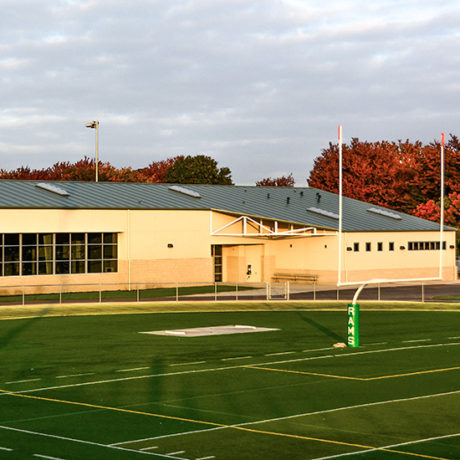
<box><xmin>0</xmin><ymin>0</ymin><xmax>459</xmax><ymax>184</ymax></box>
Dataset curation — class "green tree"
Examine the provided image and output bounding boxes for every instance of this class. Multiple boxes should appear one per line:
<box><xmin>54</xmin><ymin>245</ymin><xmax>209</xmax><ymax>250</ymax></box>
<box><xmin>162</xmin><ymin>155</ymin><xmax>233</xmax><ymax>185</ymax></box>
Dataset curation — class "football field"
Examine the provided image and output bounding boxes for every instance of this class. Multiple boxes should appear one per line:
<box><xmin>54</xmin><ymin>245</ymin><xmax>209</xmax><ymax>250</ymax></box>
<box><xmin>0</xmin><ymin>306</ymin><xmax>459</xmax><ymax>459</ymax></box>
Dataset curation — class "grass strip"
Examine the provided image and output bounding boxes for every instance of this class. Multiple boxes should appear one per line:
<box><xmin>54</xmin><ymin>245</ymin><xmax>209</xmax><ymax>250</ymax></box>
<box><xmin>0</xmin><ymin>284</ymin><xmax>255</xmax><ymax>304</ymax></box>
<box><xmin>0</xmin><ymin>300</ymin><xmax>458</xmax><ymax>320</ymax></box>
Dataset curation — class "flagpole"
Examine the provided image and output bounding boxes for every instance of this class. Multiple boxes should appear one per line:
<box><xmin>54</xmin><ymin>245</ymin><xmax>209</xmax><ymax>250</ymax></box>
<box><xmin>439</xmin><ymin>133</ymin><xmax>445</xmax><ymax>279</ymax></box>
<box><xmin>338</xmin><ymin>125</ymin><xmax>343</xmax><ymax>285</ymax></box>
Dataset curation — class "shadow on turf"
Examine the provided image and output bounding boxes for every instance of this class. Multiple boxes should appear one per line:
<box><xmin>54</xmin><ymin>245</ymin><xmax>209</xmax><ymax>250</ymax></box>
<box><xmin>0</xmin><ymin>307</ymin><xmax>52</xmax><ymax>349</ymax></box>
<box><xmin>296</xmin><ymin>312</ymin><xmax>344</xmax><ymax>342</ymax></box>
<box><xmin>0</xmin><ymin>307</ymin><xmax>52</xmax><ymax>381</ymax></box>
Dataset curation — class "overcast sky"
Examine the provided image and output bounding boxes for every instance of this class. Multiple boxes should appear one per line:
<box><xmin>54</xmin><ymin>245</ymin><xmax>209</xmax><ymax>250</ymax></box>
<box><xmin>1</xmin><ymin>0</ymin><xmax>459</xmax><ymax>185</ymax></box>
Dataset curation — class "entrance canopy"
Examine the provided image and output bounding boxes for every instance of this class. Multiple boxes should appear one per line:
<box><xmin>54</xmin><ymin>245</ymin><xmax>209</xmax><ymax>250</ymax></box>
<box><xmin>210</xmin><ymin>214</ymin><xmax>336</xmax><ymax>239</ymax></box>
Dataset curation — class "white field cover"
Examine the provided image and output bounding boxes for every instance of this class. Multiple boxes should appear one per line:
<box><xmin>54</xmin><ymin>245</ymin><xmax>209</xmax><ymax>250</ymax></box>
<box><xmin>140</xmin><ymin>325</ymin><xmax>279</xmax><ymax>337</ymax></box>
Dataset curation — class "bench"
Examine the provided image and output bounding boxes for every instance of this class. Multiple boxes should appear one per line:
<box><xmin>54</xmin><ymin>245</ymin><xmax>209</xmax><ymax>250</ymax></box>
<box><xmin>272</xmin><ymin>273</ymin><xmax>318</xmax><ymax>283</ymax></box>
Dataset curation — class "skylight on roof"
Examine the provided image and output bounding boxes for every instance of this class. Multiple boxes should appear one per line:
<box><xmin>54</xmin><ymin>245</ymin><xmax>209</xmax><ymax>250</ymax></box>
<box><xmin>35</xmin><ymin>182</ymin><xmax>69</xmax><ymax>196</ymax></box>
<box><xmin>307</xmin><ymin>207</ymin><xmax>339</xmax><ymax>219</ymax></box>
<box><xmin>168</xmin><ymin>185</ymin><xmax>201</xmax><ymax>198</ymax></box>
<box><xmin>367</xmin><ymin>207</ymin><xmax>402</xmax><ymax>220</ymax></box>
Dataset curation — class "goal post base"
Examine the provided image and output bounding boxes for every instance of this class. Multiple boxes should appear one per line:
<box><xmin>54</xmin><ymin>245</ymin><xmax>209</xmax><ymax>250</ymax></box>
<box><xmin>347</xmin><ymin>303</ymin><xmax>360</xmax><ymax>347</ymax></box>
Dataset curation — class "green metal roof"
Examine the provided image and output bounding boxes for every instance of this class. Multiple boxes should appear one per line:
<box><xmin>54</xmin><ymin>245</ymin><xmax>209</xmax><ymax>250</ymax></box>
<box><xmin>0</xmin><ymin>180</ymin><xmax>452</xmax><ymax>232</ymax></box>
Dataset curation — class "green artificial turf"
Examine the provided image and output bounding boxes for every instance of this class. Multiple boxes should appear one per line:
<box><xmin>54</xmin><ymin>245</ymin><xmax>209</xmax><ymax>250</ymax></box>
<box><xmin>0</xmin><ymin>310</ymin><xmax>459</xmax><ymax>459</ymax></box>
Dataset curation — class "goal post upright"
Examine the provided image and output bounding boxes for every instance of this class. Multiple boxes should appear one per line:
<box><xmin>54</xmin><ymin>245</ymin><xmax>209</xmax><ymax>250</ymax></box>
<box><xmin>338</xmin><ymin>125</ymin><xmax>343</xmax><ymax>286</ymax></box>
<box><xmin>439</xmin><ymin>133</ymin><xmax>445</xmax><ymax>279</ymax></box>
<box><xmin>337</xmin><ymin>129</ymin><xmax>446</xmax><ymax>348</ymax></box>
<box><xmin>336</xmin><ymin>125</ymin><xmax>359</xmax><ymax>347</ymax></box>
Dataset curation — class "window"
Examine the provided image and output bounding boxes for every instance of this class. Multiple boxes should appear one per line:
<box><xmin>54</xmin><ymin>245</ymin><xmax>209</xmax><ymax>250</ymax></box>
<box><xmin>88</xmin><ymin>233</ymin><xmax>118</xmax><ymax>273</ymax></box>
<box><xmin>56</xmin><ymin>233</ymin><xmax>70</xmax><ymax>274</ymax></box>
<box><xmin>389</xmin><ymin>242</ymin><xmax>394</xmax><ymax>251</ymax></box>
<box><xmin>408</xmin><ymin>241</ymin><xmax>446</xmax><ymax>251</ymax></box>
<box><xmin>353</xmin><ymin>242</ymin><xmax>359</xmax><ymax>252</ymax></box>
<box><xmin>0</xmin><ymin>232</ymin><xmax>118</xmax><ymax>277</ymax></box>
<box><xmin>366</xmin><ymin>242</ymin><xmax>371</xmax><ymax>252</ymax></box>
<box><xmin>4</xmin><ymin>234</ymin><xmax>19</xmax><ymax>276</ymax></box>
<box><xmin>39</xmin><ymin>233</ymin><xmax>53</xmax><ymax>275</ymax></box>
<box><xmin>22</xmin><ymin>233</ymin><xmax>38</xmax><ymax>276</ymax></box>
<box><xmin>103</xmin><ymin>233</ymin><xmax>118</xmax><ymax>272</ymax></box>
<box><xmin>377</xmin><ymin>242</ymin><xmax>383</xmax><ymax>252</ymax></box>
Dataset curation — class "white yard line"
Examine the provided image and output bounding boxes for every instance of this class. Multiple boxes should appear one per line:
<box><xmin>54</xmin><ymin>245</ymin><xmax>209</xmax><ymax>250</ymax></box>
<box><xmin>110</xmin><ymin>427</ymin><xmax>225</xmax><ymax>446</ymax></box>
<box><xmin>302</xmin><ymin>347</ymin><xmax>335</xmax><ymax>353</ymax></box>
<box><xmin>0</xmin><ymin>425</ymin><xmax>178</xmax><ymax>458</ymax></box>
<box><xmin>238</xmin><ymin>389</ymin><xmax>460</xmax><ymax>427</ymax></box>
<box><xmin>196</xmin><ymin>456</ymin><xmax>215</xmax><ymax>460</ymax></box>
<box><xmin>116</xmin><ymin>367</ymin><xmax>150</xmax><ymax>373</ymax></box>
<box><xmin>0</xmin><ymin>446</ymin><xmax>13</xmax><ymax>452</ymax></box>
<box><xmin>56</xmin><ymin>373</ymin><xmax>95</xmax><ymax>379</ymax></box>
<box><xmin>328</xmin><ymin>342</ymin><xmax>459</xmax><ymax>360</ymax></box>
<box><xmin>2</xmin><ymin>342</ymin><xmax>459</xmax><ymax>397</ymax></box>
<box><xmin>5</xmin><ymin>378</ymin><xmax>41</xmax><ymax>385</ymax></box>
<box><xmin>448</xmin><ymin>336</ymin><xmax>460</xmax><ymax>339</ymax></box>
<box><xmin>265</xmin><ymin>351</ymin><xmax>296</xmax><ymax>357</ymax></box>
<box><xmin>402</xmin><ymin>339</ymin><xmax>431</xmax><ymax>343</ymax></box>
<box><xmin>169</xmin><ymin>361</ymin><xmax>206</xmax><ymax>367</ymax></box>
<box><xmin>221</xmin><ymin>356</ymin><xmax>252</xmax><ymax>361</ymax></box>
<box><xmin>115</xmin><ymin>389</ymin><xmax>460</xmax><ymax>445</ymax></box>
<box><xmin>312</xmin><ymin>432</ymin><xmax>460</xmax><ymax>459</ymax></box>
<box><xmin>33</xmin><ymin>454</ymin><xmax>66</xmax><ymax>460</ymax></box>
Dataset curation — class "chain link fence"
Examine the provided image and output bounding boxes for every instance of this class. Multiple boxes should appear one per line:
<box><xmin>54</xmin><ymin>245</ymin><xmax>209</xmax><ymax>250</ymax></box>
<box><xmin>0</xmin><ymin>280</ymin><xmax>457</xmax><ymax>306</ymax></box>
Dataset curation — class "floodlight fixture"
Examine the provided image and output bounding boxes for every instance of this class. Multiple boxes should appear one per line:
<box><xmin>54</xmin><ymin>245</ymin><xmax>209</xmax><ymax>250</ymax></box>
<box><xmin>85</xmin><ymin>120</ymin><xmax>99</xmax><ymax>182</ymax></box>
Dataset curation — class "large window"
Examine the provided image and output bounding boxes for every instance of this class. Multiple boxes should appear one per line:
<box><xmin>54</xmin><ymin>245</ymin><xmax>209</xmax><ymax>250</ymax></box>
<box><xmin>0</xmin><ymin>233</ymin><xmax>118</xmax><ymax>277</ymax></box>
<box><xmin>211</xmin><ymin>245</ymin><xmax>223</xmax><ymax>282</ymax></box>
<box><xmin>408</xmin><ymin>240</ymin><xmax>446</xmax><ymax>251</ymax></box>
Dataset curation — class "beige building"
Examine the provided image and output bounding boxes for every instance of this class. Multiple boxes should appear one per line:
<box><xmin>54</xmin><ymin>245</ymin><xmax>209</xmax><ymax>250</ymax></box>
<box><xmin>0</xmin><ymin>180</ymin><xmax>457</xmax><ymax>292</ymax></box>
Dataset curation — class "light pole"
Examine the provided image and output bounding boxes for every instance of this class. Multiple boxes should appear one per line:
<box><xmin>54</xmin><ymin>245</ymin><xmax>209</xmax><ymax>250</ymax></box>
<box><xmin>85</xmin><ymin>120</ymin><xmax>99</xmax><ymax>182</ymax></box>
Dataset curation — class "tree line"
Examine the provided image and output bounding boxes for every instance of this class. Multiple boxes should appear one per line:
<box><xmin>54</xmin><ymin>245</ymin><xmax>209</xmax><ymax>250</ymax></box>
<box><xmin>306</xmin><ymin>135</ymin><xmax>459</xmax><ymax>231</ymax></box>
<box><xmin>1</xmin><ymin>136</ymin><xmax>458</xmax><ymax>230</ymax></box>
<box><xmin>0</xmin><ymin>155</ymin><xmax>232</xmax><ymax>185</ymax></box>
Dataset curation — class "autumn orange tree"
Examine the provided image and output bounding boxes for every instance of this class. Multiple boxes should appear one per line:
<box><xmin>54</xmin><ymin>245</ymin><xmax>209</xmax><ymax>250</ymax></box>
<box><xmin>256</xmin><ymin>173</ymin><xmax>295</xmax><ymax>187</ymax></box>
<box><xmin>135</xmin><ymin>157</ymin><xmax>180</xmax><ymax>183</ymax></box>
<box><xmin>0</xmin><ymin>155</ymin><xmax>233</xmax><ymax>185</ymax></box>
<box><xmin>307</xmin><ymin>135</ymin><xmax>460</xmax><ymax>230</ymax></box>
<box><xmin>0</xmin><ymin>156</ymin><xmax>119</xmax><ymax>181</ymax></box>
